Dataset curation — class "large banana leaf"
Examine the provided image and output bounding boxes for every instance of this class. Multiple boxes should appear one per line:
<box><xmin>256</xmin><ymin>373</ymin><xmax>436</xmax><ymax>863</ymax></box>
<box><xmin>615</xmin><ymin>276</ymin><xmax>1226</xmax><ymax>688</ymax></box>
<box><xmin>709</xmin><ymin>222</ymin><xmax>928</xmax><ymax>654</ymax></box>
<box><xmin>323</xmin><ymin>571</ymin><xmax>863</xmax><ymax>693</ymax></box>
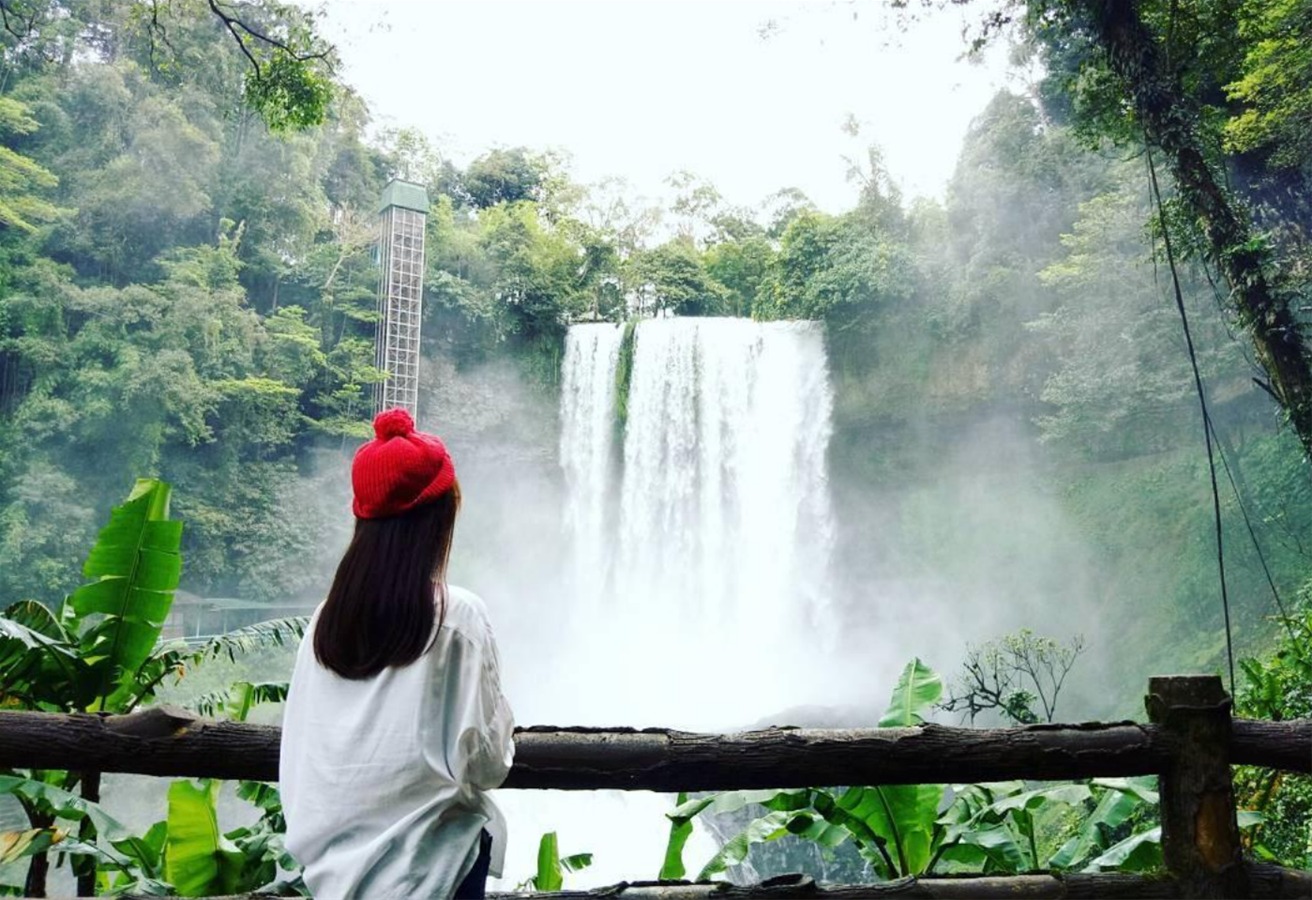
<box><xmin>672</xmin><ymin>788</ymin><xmax>830</xmax><ymax>881</ymax></box>
<box><xmin>1092</xmin><ymin>776</ymin><xmax>1159</xmax><ymax>805</ymax></box>
<box><xmin>533</xmin><ymin>832</ymin><xmax>563</xmax><ymax>891</ymax></box>
<box><xmin>695</xmin><ymin>810</ymin><xmax>795</xmax><ymax>880</ymax></box>
<box><xmin>879</xmin><ymin>658</ymin><xmax>943</xmax><ymax>727</ymax></box>
<box><xmin>659</xmin><ymin>793</ymin><xmax>693</xmax><ymax>880</ymax></box>
<box><xmin>668</xmin><ymin>788</ymin><xmax>812</xmax><ymax>825</ymax></box>
<box><xmin>782</xmin><ymin>809</ymin><xmax>850</xmax><ymax>850</ymax></box>
<box><xmin>526</xmin><ymin>831</ymin><xmax>592</xmax><ymax>890</ymax></box>
<box><xmin>936</xmin><ymin>823</ymin><xmax>1028</xmax><ymax>873</ymax></box>
<box><xmin>938</xmin><ymin>782</ymin><xmax>1025</xmax><ymax>834</ymax></box>
<box><xmin>65</xmin><ymin>479</ymin><xmax>182</xmax><ymax>711</ymax></box>
<box><xmin>1049</xmin><ymin>778</ymin><xmax>1156</xmax><ymax>870</ymax></box>
<box><xmin>164</xmin><ymin>779</ymin><xmax>244</xmax><ymax>897</ymax></box>
<box><xmin>1082</xmin><ymin>826</ymin><xmax>1162</xmax><ymax>872</ymax></box>
<box><xmin>0</xmin><ymin>828</ymin><xmax>63</xmax><ymax>865</ymax></box>
<box><xmin>0</xmin><ymin>775</ymin><xmax>132</xmax><ymax>841</ymax></box>
<box><xmin>830</xmin><ymin>784</ymin><xmax>943</xmax><ymax>876</ymax></box>
<box><xmin>1</xmin><ymin>600</ymin><xmax>69</xmax><ymax>645</ymax></box>
<box><xmin>0</xmin><ymin>601</ymin><xmax>78</xmax><ymax>708</ymax></box>
<box><xmin>937</xmin><ymin>782</ymin><xmax>1094</xmax><ymax>872</ymax></box>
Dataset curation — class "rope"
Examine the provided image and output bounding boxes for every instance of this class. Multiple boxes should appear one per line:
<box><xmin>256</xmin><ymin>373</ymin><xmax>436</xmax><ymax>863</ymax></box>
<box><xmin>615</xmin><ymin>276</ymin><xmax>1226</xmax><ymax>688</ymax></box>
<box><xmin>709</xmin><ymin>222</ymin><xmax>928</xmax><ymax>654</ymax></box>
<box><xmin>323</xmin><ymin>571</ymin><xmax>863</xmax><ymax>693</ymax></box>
<box><xmin>1146</xmin><ymin>146</ymin><xmax>1236</xmax><ymax>696</ymax></box>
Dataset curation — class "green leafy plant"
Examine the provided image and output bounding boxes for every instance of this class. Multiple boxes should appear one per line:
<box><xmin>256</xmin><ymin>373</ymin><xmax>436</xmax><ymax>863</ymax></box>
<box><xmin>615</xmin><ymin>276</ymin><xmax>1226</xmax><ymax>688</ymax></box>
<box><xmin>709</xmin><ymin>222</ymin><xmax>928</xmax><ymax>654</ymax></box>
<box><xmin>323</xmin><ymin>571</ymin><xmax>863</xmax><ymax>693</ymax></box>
<box><xmin>658</xmin><ymin>792</ymin><xmax>694</xmax><ymax>880</ymax></box>
<box><xmin>156</xmin><ymin>777</ymin><xmax>298</xmax><ymax>898</ymax></box>
<box><xmin>941</xmin><ymin>631</ymin><xmax>1086</xmax><ymax>725</ymax></box>
<box><xmin>0</xmin><ymin>478</ymin><xmax>183</xmax><ymax>894</ymax></box>
<box><xmin>664</xmin><ymin>659</ymin><xmax>945</xmax><ymax>880</ymax></box>
<box><xmin>0</xmin><ymin>479</ymin><xmax>184</xmax><ymax>715</ymax></box>
<box><xmin>518</xmin><ymin>832</ymin><xmax>593</xmax><ymax>892</ymax></box>
<box><xmin>663</xmin><ymin>660</ymin><xmax>1184</xmax><ymax>882</ymax></box>
<box><xmin>0</xmin><ymin>478</ymin><xmax>304</xmax><ymax>895</ymax></box>
<box><xmin>1234</xmin><ymin>608</ymin><xmax>1312</xmax><ymax>867</ymax></box>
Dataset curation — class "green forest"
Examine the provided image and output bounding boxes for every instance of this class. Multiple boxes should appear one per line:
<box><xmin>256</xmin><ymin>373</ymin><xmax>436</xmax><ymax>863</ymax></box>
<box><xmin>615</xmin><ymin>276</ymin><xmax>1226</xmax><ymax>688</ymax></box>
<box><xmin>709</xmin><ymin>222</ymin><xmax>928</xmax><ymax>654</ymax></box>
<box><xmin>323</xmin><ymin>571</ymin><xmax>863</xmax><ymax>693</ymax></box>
<box><xmin>0</xmin><ymin>0</ymin><xmax>1309</xmax><ymax>894</ymax></box>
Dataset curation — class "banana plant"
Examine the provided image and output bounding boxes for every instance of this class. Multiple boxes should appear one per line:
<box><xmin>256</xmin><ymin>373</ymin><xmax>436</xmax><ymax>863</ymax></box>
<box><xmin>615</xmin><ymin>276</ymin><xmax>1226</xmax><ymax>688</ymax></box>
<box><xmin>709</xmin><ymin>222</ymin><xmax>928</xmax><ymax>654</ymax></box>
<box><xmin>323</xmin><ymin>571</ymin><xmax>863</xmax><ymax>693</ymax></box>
<box><xmin>0</xmin><ymin>478</ymin><xmax>305</xmax><ymax>896</ymax></box>
<box><xmin>0</xmin><ymin>479</ymin><xmax>183</xmax><ymax>895</ymax></box>
<box><xmin>659</xmin><ymin>792</ymin><xmax>694</xmax><ymax>879</ymax></box>
<box><xmin>156</xmin><ymin>778</ymin><xmax>294</xmax><ymax>898</ymax></box>
<box><xmin>0</xmin><ymin>479</ymin><xmax>182</xmax><ymax>716</ymax></box>
<box><xmin>0</xmin><ymin>772</ymin><xmax>168</xmax><ymax>894</ymax></box>
<box><xmin>665</xmin><ymin>658</ymin><xmax>947</xmax><ymax>880</ymax></box>
<box><xmin>661</xmin><ymin>660</ymin><xmax>1216</xmax><ymax>882</ymax></box>
<box><xmin>517</xmin><ymin>832</ymin><xmax>593</xmax><ymax>891</ymax></box>
<box><xmin>934</xmin><ymin>781</ymin><xmax>1096</xmax><ymax>873</ymax></box>
<box><xmin>1047</xmin><ymin>777</ymin><xmax>1159</xmax><ymax>871</ymax></box>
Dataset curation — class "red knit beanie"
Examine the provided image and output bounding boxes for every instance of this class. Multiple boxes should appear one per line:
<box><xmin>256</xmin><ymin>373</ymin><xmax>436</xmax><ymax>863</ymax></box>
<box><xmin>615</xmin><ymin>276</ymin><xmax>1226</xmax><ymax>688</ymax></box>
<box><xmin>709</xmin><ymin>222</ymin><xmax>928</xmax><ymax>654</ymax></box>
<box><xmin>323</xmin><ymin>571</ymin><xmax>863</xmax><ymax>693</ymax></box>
<box><xmin>352</xmin><ymin>409</ymin><xmax>456</xmax><ymax>519</ymax></box>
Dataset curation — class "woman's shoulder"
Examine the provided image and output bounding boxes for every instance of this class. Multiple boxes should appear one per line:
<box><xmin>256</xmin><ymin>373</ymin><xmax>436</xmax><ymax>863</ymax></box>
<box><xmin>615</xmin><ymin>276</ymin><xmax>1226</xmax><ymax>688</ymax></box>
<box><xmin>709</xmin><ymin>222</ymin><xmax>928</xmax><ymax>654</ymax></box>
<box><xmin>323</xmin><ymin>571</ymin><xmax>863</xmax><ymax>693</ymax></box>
<box><xmin>441</xmin><ymin>584</ymin><xmax>494</xmax><ymax>639</ymax></box>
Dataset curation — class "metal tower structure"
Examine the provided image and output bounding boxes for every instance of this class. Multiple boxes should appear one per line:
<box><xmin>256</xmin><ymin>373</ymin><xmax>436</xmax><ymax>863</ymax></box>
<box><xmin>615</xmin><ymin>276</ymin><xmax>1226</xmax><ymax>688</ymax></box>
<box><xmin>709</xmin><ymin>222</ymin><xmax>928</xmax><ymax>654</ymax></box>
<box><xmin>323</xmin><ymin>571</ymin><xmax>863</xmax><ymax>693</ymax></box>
<box><xmin>374</xmin><ymin>179</ymin><xmax>429</xmax><ymax>416</ymax></box>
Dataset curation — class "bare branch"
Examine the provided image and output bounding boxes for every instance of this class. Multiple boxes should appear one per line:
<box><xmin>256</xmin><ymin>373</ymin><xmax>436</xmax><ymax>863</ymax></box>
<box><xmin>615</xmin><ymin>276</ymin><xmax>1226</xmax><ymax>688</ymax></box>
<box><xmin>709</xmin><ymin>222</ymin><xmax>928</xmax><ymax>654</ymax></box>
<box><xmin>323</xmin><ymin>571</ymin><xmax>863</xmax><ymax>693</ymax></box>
<box><xmin>205</xmin><ymin>0</ymin><xmax>262</xmax><ymax>76</ymax></box>
<box><xmin>143</xmin><ymin>0</ymin><xmax>179</xmax><ymax>74</ymax></box>
<box><xmin>207</xmin><ymin>0</ymin><xmax>331</xmax><ymax>66</ymax></box>
<box><xmin>0</xmin><ymin>0</ymin><xmax>37</xmax><ymax>43</ymax></box>
<box><xmin>942</xmin><ymin>631</ymin><xmax>1086</xmax><ymax>725</ymax></box>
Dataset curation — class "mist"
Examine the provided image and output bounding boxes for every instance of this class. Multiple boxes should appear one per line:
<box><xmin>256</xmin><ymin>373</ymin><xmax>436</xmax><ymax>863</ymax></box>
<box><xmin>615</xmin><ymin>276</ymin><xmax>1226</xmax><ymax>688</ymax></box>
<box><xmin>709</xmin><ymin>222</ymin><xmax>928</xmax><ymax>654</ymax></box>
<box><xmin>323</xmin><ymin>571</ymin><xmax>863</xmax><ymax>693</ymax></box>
<box><xmin>4</xmin><ymin>0</ymin><xmax>1312</xmax><ymax>890</ymax></box>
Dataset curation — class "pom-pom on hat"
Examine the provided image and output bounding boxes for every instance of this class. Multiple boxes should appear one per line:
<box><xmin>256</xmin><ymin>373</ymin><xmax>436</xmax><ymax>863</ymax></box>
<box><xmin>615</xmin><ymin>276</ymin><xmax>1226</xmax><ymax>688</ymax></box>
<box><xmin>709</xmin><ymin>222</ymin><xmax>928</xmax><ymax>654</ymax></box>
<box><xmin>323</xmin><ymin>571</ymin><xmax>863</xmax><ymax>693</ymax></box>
<box><xmin>352</xmin><ymin>408</ymin><xmax>456</xmax><ymax>519</ymax></box>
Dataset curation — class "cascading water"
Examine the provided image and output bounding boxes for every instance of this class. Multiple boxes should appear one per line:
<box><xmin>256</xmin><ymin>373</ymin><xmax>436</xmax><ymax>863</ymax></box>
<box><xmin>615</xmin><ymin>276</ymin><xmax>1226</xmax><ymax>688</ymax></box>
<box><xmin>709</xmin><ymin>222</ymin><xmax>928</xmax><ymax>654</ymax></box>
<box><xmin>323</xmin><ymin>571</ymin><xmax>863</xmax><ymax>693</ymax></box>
<box><xmin>496</xmin><ymin>317</ymin><xmax>838</xmax><ymax>886</ymax></box>
<box><xmin>615</xmin><ymin>319</ymin><xmax>834</xmax><ymax>674</ymax></box>
<box><xmin>559</xmin><ymin>323</ymin><xmax>624</xmax><ymax>612</ymax></box>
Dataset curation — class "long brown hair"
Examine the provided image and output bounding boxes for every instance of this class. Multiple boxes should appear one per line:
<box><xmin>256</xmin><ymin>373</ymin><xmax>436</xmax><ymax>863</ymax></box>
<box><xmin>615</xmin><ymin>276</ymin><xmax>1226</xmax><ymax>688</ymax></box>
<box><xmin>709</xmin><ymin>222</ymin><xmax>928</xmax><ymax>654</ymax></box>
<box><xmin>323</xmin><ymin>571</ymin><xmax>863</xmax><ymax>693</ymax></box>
<box><xmin>314</xmin><ymin>481</ymin><xmax>461</xmax><ymax>679</ymax></box>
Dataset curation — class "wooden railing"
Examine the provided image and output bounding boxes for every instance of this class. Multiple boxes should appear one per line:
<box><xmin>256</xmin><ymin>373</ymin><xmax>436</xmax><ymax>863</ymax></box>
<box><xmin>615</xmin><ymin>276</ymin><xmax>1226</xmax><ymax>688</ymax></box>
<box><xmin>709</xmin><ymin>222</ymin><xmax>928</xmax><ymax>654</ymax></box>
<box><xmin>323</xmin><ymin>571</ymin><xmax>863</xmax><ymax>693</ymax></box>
<box><xmin>0</xmin><ymin>675</ymin><xmax>1308</xmax><ymax>898</ymax></box>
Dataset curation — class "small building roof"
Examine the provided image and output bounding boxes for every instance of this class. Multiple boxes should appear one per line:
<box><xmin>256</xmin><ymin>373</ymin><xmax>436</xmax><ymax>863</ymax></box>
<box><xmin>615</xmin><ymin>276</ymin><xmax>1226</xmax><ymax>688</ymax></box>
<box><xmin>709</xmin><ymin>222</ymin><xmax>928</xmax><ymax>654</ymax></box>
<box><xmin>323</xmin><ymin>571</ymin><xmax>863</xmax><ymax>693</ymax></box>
<box><xmin>379</xmin><ymin>179</ymin><xmax>430</xmax><ymax>214</ymax></box>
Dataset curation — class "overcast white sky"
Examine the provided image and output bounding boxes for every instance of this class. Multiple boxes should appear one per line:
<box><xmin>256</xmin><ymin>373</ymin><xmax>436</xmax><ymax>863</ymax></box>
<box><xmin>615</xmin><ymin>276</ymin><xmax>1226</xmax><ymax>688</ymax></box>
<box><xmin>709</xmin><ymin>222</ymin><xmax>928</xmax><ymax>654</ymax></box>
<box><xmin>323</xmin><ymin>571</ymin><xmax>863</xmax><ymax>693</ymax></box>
<box><xmin>315</xmin><ymin>1</ymin><xmax>1016</xmax><ymax>214</ymax></box>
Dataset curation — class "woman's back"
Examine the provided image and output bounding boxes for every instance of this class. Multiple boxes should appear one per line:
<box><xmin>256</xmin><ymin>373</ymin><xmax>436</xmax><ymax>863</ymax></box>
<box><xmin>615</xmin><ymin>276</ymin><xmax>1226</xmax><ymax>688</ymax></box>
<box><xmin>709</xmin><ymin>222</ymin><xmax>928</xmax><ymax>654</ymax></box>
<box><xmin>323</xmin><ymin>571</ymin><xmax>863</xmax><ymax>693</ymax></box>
<box><xmin>281</xmin><ymin>584</ymin><xmax>514</xmax><ymax>899</ymax></box>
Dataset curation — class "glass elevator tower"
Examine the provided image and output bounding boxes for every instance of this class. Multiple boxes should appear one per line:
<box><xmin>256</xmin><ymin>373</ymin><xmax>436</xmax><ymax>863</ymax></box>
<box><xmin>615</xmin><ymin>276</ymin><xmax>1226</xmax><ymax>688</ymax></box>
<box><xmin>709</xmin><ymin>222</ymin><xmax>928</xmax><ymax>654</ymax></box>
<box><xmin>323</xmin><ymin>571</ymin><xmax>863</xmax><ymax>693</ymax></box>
<box><xmin>374</xmin><ymin>179</ymin><xmax>429</xmax><ymax>416</ymax></box>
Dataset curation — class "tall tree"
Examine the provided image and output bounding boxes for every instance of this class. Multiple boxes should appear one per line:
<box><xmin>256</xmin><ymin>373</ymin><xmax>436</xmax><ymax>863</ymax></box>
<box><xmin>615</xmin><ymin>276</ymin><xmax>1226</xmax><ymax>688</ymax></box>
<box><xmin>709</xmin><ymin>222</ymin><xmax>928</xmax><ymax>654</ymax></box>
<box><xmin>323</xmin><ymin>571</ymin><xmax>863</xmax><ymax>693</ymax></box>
<box><xmin>1080</xmin><ymin>0</ymin><xmax>1312</xmax><ymax>456</ymax></box>
<box><xmin>959</xmin><ymin>0</ymin><xmax>1312</xmax><ymax>455</ymax></box>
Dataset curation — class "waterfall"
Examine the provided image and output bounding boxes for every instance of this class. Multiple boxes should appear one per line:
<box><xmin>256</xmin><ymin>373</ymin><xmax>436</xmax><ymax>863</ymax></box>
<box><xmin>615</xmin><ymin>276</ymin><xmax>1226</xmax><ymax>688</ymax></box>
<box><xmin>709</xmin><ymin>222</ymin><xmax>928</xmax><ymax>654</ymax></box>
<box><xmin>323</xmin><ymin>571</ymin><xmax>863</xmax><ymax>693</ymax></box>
<box><xmin>558</xmin><ymin>317</ymin><xmax>836</xmax><ymax>729</ymax></box>
<box><xmin>497</xmin><ymin>316</ymin><xmax>838</xmax><ymax>889</ymax></box>
<box><xmin>560</xmin><ymin>323</ymin><xmax>624</xmax><ymax>610</ymax></box>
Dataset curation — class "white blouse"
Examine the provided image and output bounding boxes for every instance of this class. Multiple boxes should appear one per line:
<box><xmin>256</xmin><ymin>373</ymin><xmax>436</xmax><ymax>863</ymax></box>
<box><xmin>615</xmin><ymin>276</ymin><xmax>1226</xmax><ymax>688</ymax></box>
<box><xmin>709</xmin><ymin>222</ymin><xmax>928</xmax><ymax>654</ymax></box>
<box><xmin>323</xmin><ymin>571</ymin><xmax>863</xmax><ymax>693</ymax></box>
<box><xmin>280</xmin><ymin>585</ymin><xmax>515</xmax><ymax>899</ymax></box>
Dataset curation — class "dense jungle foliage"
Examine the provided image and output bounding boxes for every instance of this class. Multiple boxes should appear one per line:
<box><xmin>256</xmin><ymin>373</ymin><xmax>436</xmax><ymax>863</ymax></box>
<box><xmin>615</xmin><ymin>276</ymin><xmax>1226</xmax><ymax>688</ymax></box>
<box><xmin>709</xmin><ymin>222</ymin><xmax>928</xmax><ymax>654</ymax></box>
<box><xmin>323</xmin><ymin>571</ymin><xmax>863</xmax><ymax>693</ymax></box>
<box><xmin>0</xmin><ymin>0</ymin><xmax>1306</xmax><ymax>630</ymax></box>
<box><xmin>0</xmin><ymin>0</ymin><xmax>1310</xmax><ymax>886</ymax></box>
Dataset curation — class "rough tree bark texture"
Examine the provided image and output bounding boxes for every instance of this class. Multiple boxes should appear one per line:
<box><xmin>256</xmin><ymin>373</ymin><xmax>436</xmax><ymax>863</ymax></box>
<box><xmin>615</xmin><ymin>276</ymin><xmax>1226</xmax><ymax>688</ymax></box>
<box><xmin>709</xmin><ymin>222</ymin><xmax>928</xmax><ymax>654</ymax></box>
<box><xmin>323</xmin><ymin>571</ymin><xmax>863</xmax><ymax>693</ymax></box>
<box><xmin>0</xmin><ymin>708</ymin><xmax>1307</xmax><ymax>788</ymax></box>
<box><xmin>501</xmin><ymin>722</ymin><xmax>1171</xmax><ymax>790</ymax></box>
<box><xmin>74</xmin><ymin>769</ymin><xmax>99</xmax><ymax>897</ymax></box>
<box><xmin>66</xmin><ymin>864</ymin><xmax>1312</xmax><ymax>899</ymax></box>
<box><xmin>0</xmin><ymin>710</ymin><xmax>1172</xmax><ymax>786</ymax></box>
<box><xmin>1229</xmin><ymin>718</ymin><xmax>1312</xmax><ymax>771</ymax></box>
<box><xmin>1081</xmin><ymin>0</ymin><xmax>1312</xmax><ymax>458</ymax></box>
<box><xmin>1146</xmin><ymin>676</ymin><xmax>1246</xmax><ymax>899</ymax></box>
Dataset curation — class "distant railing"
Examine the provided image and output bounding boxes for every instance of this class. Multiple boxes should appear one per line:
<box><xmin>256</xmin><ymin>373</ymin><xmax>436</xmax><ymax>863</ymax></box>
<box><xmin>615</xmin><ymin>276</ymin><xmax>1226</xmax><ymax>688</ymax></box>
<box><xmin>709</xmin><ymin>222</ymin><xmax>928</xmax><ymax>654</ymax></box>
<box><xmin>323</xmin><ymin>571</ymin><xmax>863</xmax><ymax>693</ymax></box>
<box><xmin>0</xmin><ymin>675</ymin><xmax>1309</xmax><ymax>898</ymax></box>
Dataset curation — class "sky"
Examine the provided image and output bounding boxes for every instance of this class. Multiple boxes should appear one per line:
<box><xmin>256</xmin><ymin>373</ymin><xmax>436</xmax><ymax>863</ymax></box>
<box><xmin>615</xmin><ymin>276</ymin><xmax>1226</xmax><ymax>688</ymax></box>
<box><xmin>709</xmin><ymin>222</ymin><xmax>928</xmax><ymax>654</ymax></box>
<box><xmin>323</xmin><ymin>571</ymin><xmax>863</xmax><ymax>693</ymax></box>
<box><xmin>315</xmin><ymin>0</ymin><xmax>1016</xmax><ymax>214</ymax></box>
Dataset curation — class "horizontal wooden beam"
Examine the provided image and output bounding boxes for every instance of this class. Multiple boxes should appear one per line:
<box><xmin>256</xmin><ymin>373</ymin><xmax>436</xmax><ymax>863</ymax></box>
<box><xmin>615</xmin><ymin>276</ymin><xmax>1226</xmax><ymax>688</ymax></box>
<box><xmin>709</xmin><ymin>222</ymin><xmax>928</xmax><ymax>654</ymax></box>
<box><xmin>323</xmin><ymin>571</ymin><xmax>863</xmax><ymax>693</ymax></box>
<box><xmin>0</xmin><ymin>709</ymin><xmax>1306</xmax><ymax>790</ymax></box>
<box><xmin>70</xmin><ymin>864</ymin><xmax>1312</xmax><ymax>899</ymax></box>
<box><xmin>502</xmin><ymin>722</ymin><xmax>1172</xmax><ymax>790</ymax></box>
<box><xmin>1230</xmin><ymin>719</ymin><xmax>1312</xmax><ymax>773</ymax></box>
<box><xmin>484</xmin><ymin>872</ymin><xmax>1185</xmax><ymax>898</ymax></box>
<box><xmin>0</xmin><ymin>708</ymin><xmax>281</xmax><ymax>782</ymax></box>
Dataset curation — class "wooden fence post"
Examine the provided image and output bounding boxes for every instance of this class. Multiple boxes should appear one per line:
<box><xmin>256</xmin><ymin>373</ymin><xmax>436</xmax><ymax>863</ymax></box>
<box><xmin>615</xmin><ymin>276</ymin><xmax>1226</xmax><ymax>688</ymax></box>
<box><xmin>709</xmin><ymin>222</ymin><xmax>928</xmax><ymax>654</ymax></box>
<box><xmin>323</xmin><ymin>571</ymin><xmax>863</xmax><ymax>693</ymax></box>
<box><xmin>1146</xmin><ymin>674</ymin><xmax>1249</xmax><ymax>898</ymax></box>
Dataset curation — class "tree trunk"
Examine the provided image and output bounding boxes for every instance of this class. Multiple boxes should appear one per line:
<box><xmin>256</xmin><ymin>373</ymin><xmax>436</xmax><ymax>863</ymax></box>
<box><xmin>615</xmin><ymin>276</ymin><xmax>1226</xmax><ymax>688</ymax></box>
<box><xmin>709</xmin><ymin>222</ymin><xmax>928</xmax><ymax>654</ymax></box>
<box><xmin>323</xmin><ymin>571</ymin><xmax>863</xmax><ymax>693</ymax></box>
<box><xmin>0</xmin><ymin>707</ymin><xmax>1306</xmax><ymax>789</ymax></box>
<box><xmin>1078</xmin><ymin>0</ymin><xmax>1312</xmax><ymax>457</ymax></box>
<box><xmin>77</xmin><ymin>865</ymin><xmax>1312</xmax><ymax>899</ymax></box>
<box><xmin>1146</xmin><ymin>676</ymin><xmax>1247</xmax><ymax>898</ymax></box>
<box><xmin>76</xmin><ymin>770</ymin><xmax>100</xmax><ymax>896</ymax></box>
<box><xmin>21</xmin><ymin>805</ymin><xmax>52</xmax><ymax>898</ymax></box>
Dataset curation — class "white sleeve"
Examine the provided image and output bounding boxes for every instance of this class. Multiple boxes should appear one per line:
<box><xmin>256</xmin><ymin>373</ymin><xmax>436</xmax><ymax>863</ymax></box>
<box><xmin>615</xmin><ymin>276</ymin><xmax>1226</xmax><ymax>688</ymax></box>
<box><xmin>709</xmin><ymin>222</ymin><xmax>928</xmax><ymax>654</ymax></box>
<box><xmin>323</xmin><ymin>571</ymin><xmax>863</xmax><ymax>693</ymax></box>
<box><xmin>444</xmin><ymin>625</ymin><xmax>516</xmax><ymax>791</ymax></box>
